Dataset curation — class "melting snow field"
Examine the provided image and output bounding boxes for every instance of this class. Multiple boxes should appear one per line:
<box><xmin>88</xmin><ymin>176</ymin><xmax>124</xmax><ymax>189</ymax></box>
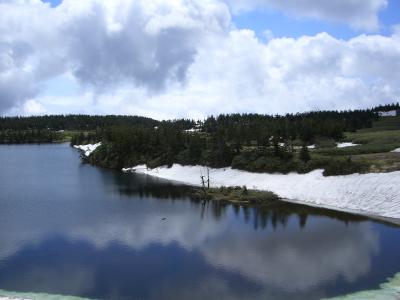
<box><xmin>73</xmin><ymin>143</ymin><xmax>102</xmax><ymax>157</ymax></box>
<box><xmin>123</xmin><ymin>164</ymin><xmax>400</xmax><ymax>220</ymax></box>
<box><xmin>0</xmin><ymin>290</ymin><xmax>92</xmax><ymax>300</ymax></box>
<box><xmin>337</xmin><ymin>142</ymin><xmax>360</xmax><ymax>148</ymax></box>
<box><xmin>325</xmin><ymin>272</ymin><xmax>400</xmax><ymax>300</ymax></box>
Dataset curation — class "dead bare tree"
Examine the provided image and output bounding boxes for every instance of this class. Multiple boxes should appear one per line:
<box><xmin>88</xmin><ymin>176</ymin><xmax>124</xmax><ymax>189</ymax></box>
<box><xmin>207</xmin><ymin>167</ymin><xmax>210</xmax><ymax>189</ymax></box>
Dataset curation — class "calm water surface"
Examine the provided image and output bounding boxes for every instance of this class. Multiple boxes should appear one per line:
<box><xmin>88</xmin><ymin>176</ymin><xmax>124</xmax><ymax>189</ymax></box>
<box><xmin>0</xmin><ymin>144</ymin><xmax>399</xmax><ymax>300</ymax></box>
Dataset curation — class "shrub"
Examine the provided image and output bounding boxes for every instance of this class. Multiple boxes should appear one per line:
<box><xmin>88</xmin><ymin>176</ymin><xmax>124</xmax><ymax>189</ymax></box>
<box><xmin>299</xmin><ymin>145</ymin><xmax>311</xmax><ymax>163</ymax></box>
<box><xmin>323</xmin><ymin>158</ymin><xmax>369</xmax><ymax>176</ymax></box>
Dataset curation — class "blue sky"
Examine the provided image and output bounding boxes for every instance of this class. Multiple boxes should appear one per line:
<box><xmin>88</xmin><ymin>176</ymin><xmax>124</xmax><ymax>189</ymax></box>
<box><xmin>233</xmin><ymin>10</ymin><xmax>359</xmax><ymax>40</ymax></box>
<box><xmin>233</xmin><ymin>0</ymin><xmax>400</xmax><ymax>40</ymax></box>
<box><xmin>42</xmin><ymin>0</ymin><xmax>62</xmax><ymax>7</ymax></box>
<box><xmin>1</xmin><ymin>0</ymin><xmax>399</xmax><ymax>118</ymax></box>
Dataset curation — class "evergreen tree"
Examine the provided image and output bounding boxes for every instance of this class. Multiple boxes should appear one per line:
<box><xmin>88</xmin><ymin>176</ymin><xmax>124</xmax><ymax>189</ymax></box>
<box><xmin>299</xmin><ymin>145</ymin><xmax>311</xmax><ymax>163</ymax></box>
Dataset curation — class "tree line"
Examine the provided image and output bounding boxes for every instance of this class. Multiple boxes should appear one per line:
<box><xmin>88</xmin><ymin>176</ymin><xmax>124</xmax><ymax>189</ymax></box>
<box><xmin>84</xmin><ymin>106</ymin><xmax>391</xmax><ymax>175</ymax></box>
<box><xmin>0</xmin><ymin>115</ymin><xmax>160</xmax><ymax>144</ymax></box>
<box><xmin>0</xmin><ymin>115</ymin><xmax>159</xmax><ymax>131</ymax></box>
<box><xmin>0</xmin><ymin>104</ymin><xmax>396</xmax><ymax>176</ymax></box>
<box><xmin>0</xmin><ymin>129</ymin><xmax>64</xmax><ymax>144</ymax></box>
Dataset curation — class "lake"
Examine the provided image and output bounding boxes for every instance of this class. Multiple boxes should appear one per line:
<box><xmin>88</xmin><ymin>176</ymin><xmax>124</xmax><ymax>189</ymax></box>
<box><xmin>0</xmin><ymin>144</ymin><xmax>399</xmax><ymax>300</ymax></box>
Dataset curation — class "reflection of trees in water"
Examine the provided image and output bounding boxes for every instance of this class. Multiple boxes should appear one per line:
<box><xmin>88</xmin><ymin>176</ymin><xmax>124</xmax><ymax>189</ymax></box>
<box><xmin>199</xmin><ymin>201</ymin><xmax>372</xmax><ymax>230</ymax></box>
<box><xmin>111</xmin><ymin>172</ymin><xmax>391</xmax><ymax>230</ymax></box>
<box><xmin>248</xmin><ymin>204</ymin><xmax>364</xmax><ymax>230</ymax></box>
<box><xmin>111</xmin><ymin>172</ymin><xmax>194</xmax><ymax>200</ymax></box>
<box><xmin>199</xmin><ymin>200</ymin><xmax>228</xmax><ymax>221</ymax></box>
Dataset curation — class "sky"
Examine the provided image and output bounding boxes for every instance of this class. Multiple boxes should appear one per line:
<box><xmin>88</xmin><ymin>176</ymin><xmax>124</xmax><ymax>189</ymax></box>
<box><xmin>1</xmin><ymin>0</ymin><xmax>400</xmax><ymax>119</ymax></box>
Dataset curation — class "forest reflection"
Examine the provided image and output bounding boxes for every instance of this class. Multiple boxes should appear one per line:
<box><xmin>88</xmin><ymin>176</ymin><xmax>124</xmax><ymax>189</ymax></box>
<box><xmin>111</xmin><ymin>171</ymin><xmax>378</xmax><ymax>230</ymax></box>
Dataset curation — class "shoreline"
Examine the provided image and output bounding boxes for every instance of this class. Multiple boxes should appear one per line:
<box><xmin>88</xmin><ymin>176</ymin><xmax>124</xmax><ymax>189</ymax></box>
<box><xmin>281</xmin><ymin>197</ymin><xmax>400</xmax><ymax>226</ymax></box>
<box><xmin>324</xmin><ymin>272</ymin><xmax>400</xmax><ymax>299</ymax></box>
<box><xmin>188</xmin><ymin>185</ymin><xmax>400</xmax><ymax>226</ymax></box>
<box><xmin>0</xmin><ymin>290</ymin><xmax>93</xmax><ymax>300</ymax></box>
<box><xmin>188</xmin><ymin>186</ymin><xmax>280</xmax><ymax>206</ymax></box>
<box><xmin>123</xmin><ymin>164</ymin><xmax>400</xmax><ymax>222</ymax></box>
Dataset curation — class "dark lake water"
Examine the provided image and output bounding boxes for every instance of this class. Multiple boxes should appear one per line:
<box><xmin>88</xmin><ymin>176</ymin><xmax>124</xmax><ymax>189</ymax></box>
<box><xmin>0</xmin><ymin>144</ymin><xmax>399</xmax><ymax>300</ymax></box>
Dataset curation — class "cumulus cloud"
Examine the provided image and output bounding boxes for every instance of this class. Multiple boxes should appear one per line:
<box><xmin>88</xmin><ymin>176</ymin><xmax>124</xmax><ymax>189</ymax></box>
<box><xmin>0</xmin><ymin>0</ymin><xmax>399</xmax><ymax>118</ymax></box>
<box><xmin>224</xmin><ymin>0</ymin><xmax>388</xmax><ymax>31</ymax></box>
<box><xmin>0</xmin><ymin>0</ymin><xmax>67</xmax><ymax>113</ymax></box>
<box><xmin>0</xmin><ymin>0</ymin><xmax>230</xmax><ymax>114</ymax></box>
<box><xmin>62</xmin><ymin>0</ymin><xmax>230</xmax><ymax>90</ymax></box>
<box><xmin>0</xmin><ymin>38</ymin><xmax>40</xmax><ymax>113</ymax></box>
<box><xmin>63</xmin><ymin>30</ymin><xmax>400</xmax><ymax>119</ymax></box>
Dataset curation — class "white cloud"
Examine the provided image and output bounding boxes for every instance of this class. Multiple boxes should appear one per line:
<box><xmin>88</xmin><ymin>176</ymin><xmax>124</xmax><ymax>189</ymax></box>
<box><xmin>0</xmin><ymin>0</ymin><xmax>230</xmax><ymax>114</ymax></box>
<box><xmin>393</xmin><ymin>24</ymin><xmax>400</xmax><ymax>35</ymax></box>
<box><xmin>224</xmin><ymin>0</ymin><xmax>388</xmax><ymax>31</ymax></box>
<box><xmin>0</xmin><ymin>0</ymin><xmax>399</xmax><ymax>118</ymax></box>
<box><xmin>61</xmin><ymin>0</ymin><xmax>230</xmax><ymax>90</ymax></box>
<box><xmin>49</xmin><ymin>30</ymin><xmax>400</xmax><ymax>119</ymax></box>
<box><xmin>22</xmin><ymin>99</ymin><xmax>46</xmax><ymax>115</ymax></box>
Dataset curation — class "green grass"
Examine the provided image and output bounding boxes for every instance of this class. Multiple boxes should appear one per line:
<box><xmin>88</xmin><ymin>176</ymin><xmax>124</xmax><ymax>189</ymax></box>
<box><xmin>313</xmin><ymin>137</ymin><xmax>337</xmax><ymax>148</ymax></box>
<box><xmin>315</xmin><ymin>143</ymin><xmax>400</xmax><ymax>156</ymax></box>
<box><xmin>352</xmin><ymin>152</ymin><xmax>400</xmax><ymax>173</ymax></box>
<box><xmin>314</xmin><ymin>116</ymin><xmax>400</xmax><ymax>156</ymax></box>
<box><xmin>310</xmin><ymin>116</ymin><xmax>400</xmax><ymax>173</ymax></box>
<box><xmin>62</xmin><ymin>130</ymin><xmax>97</xmax><ymax>141</ymax></box>
<box><xmin>344</xmin><ymin>129</ymin><xmax>400</xmax><ymax>145</ymax></box>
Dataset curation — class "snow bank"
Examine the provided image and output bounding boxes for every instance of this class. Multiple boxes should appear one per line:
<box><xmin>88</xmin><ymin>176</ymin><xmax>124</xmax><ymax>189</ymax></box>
<box><xmin>325</xmin><ymin>272</ymin><xmax>400</xmax><ymax>299</ymax></box>
<box><xmin>73</xmin><ymin>143</ymin><xmax>101</xmax><ymax>157</ymax></box>
<box><xmin>392</xmin><ymin>148</ymin><xmax>400</xmax><ymax>153</ymax></box>
<box><xmin>0</xmin><ymin>290</ymin><xmax>93</xmax><ymax>300</ymax></box>
<box><xmin>337</xmin><ymin>142</ymin><xmax>360</xmax><ymax>148</ymax></box>
<box><xmin>123</xmin><ymin>164</ymin><xmax>400</xmax><ymax>219</ymax></box>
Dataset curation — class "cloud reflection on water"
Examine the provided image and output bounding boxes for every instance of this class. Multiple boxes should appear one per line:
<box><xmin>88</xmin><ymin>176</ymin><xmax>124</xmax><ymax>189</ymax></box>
<box><xmin>0</xmin><ymin>145</ymin><xmax>385</xmax><ymax>299</ymax></box>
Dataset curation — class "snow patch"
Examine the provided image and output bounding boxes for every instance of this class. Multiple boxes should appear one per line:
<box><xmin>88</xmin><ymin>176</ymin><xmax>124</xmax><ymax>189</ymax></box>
<box><xmin>0</xmin><ymin>298</ymin><xmax>30</xmax><ymax>300</ymax></box>
<box><xmin>337</xmin><ymin>142</ymin><xmax>360</xmax><ymax>148</ymax></box>
<box><xmin>123</xmin><ymin>164</ymin><xmax>400</xmax><ymax>219</ymax></box>
<box><xmin>185</xmin><ymin>128</ymin><xmax>201</xmax><ymax>133</ymax></box>
<box><xmin>307</xmin><ymin>144</ymin><xmax>316</xmax><ymax>149</ymax></box>
<box><xmin>324</xmin><ymin>272</ymin><xmax>400</xmax><ymax>299</ymax></box>
<box><xmin>74</xmin><ymin>143</ymin><xmax>102</xmax><ymax>157</ymax></box>
<box><xmin>378</xmin><ymin>110</ymin><xmax>397</xmax><ymax>117</ymax></box>
<box><xmin>391</xmin><ymin>148</ymin><xmax>400</xmax><ymax>153</ymax></box>
<box><xmin>0</xmin><ymin>290</ymin><xmax>93</xmax><ymax>300</ymax></box>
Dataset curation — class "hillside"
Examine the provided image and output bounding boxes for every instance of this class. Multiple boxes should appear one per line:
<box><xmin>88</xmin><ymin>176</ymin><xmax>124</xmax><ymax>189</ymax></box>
<box><xmin>313</xmin><ymin>116</ymin><xmax>400</xmax><ymax>173</ymax></box>
<box><xmin>81</xmin><ymin>108</ymin><xmax>400</xmax><ymax>177</ymax></box>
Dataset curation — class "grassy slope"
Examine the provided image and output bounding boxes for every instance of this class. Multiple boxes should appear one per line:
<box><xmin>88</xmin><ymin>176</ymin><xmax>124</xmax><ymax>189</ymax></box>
<box><xmin>313</xmin><ymin>116</ymin><xmax>400</xmax><ymax>173</ymax></box>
